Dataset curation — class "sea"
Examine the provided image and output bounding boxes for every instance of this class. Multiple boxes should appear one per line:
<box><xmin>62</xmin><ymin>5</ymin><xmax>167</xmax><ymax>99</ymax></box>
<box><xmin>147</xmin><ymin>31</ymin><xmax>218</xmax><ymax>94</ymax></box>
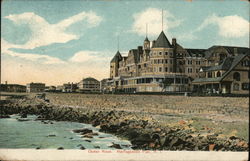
<box><xmin>0</xmin><ymin>115</ymin><xmax>131</xmax><ymax>150</ymax></box>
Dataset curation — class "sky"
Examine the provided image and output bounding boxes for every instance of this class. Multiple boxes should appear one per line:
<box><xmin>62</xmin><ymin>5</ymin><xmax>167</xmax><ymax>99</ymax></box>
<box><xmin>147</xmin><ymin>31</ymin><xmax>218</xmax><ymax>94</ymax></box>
<box><xmin>1</xmin><ymin>0</ymin><xmax>249</xmax><ymax>86</ymax></box>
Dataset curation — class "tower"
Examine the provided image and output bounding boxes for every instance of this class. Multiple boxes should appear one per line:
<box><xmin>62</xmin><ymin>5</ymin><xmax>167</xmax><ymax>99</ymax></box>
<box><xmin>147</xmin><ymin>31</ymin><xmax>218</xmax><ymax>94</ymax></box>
<box><xmin>143</xmin><ymin>24</ymin><xmax>150</xmax><ymax>50</ymax></box>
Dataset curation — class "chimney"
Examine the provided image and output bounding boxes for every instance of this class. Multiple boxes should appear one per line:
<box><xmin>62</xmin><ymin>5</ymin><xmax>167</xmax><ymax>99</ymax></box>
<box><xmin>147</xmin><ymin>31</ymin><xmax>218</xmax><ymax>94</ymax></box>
<box><xmin>5</xmin><ymin>81</ymin><xmax>7</xmax><ymax>85</ymax></box>
<box><xmin>172</xmin><ymin>38</ymin><xmax>177</xmax><ymax>47</ymax></box>
<box><xmin>234</xmin><ymin>48</ymin><xmax>238</xmax><ymax>56</ymax></box>
<box><xmin>137</xmin><ymin>46</ymin><xmax>143</xmax><ymax>54</ymax></box>
<box><xmin>151</xmin><ymin>40</ymin><xmax>156</xmax><ymax>48</ymax></box>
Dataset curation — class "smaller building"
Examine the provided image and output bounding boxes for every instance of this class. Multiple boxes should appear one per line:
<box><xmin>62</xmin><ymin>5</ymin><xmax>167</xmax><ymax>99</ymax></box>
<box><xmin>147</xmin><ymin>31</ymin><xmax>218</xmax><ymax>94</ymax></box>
<box><xmin>78</xmin><ymin>77</ymin><xmax>100</xmax><ymax>93</ymax></box>
<box><xmin>100</xmin><ymin>78</ymin><xmax>110</xmax><ymax>93</ymax></box>
<box><xmin>62</xmin><ymin>82</ymin><xmax>78</xmax><ymax>93</ymax></box>
<box><xmin>0</xmin><ymin>83</ymin><xmax>26</xmax><ymax>92</ymax></box>
<box><xmin>45</xmin><ymin>86</ymin><xmax>56</xmax><ymax>92</ymax></box>
<box><xmin>26</xmin><ymin>82</ymin><xmax>45</xmax><ymax>93</ymax></box>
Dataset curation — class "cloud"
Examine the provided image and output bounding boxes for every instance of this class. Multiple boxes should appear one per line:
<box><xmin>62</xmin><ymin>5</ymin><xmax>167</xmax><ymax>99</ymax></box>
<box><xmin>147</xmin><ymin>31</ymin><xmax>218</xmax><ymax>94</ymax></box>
<box><xmin>2</xmin><ymin>39</ymin><xmax>66</xmax><ymax>64</ymax></box>
<box><xmin>4</xmin><ymin>11</ymin><xmax>102</xmax><ymax>49</ymax></box>
<box><xmin>69</xmin><ymin>51</ymin><xmax>99</xmax><ymax>62</ymax></box>
<box><xmin>1</xmin><ymin>50</ymin><xmax>112</xmax><ymax>85</ymax></box>
<box><xmin>197</xmin><ymin>14</ymin><xmax>249</xmax><ymax>38</ymax></box>
<box><xmin>69</xmin><ymin>50</ymin><xmax>112</xmax><ymax>65</ymax></box>
<box><xmin>131</xmin><ymin>8</ymin><xmax>181</xmax><ymax>36</ymax></box>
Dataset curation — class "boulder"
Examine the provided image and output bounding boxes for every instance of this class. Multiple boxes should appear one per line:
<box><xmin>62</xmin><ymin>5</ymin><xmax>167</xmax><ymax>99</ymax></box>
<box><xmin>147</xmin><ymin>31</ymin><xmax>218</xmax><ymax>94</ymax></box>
<box><xmin>73</xmin><ymin>128</ymin><xmax>93</xmax><ymax>134</ymax></box>
<box><xmin>0</xmin><ymin>115</ymin><xmax>10</xmax><ymax>119</ymax></box>
<box><xmin>57</xmin><ymin>147</ymin><xmax>64</xmax><ymax>150</ymax></box>
<box><xmin>109</xmin><ymin>143</ymin><xmax>122</xmax><ymax>149</ymax></box>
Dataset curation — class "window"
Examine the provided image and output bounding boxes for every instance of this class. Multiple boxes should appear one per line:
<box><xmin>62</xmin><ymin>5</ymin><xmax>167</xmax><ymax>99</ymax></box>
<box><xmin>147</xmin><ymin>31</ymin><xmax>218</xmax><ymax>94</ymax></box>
<box><xmin>208</xmin><ymin>72</ymin><xmax>212</xmax><ymax>78</ymax></box>
<box><xmin>188</xmin><ymin>60</ymin><xmax>193</xmax><ymax>65</ymax></box>
<box><xmin>175</xmin><ymin>78</ymin><xmax>181</xmax><ymax>84</ymax></box>
<box><xmin>165</xmin><ymin>52</ymin><xmax>168</xmax><ymax>55</ymax></box>
<box><xmin>233</xmin><ymin>83</ymin><xmax>239</xmax><ymax>91</ymax></box>
<box><xmin>159</xmin><ymin>52</ymin><xmax>162</xmax><ymax>55</ymax></box>
<box><xmin>165</xmin><ymin>67</ymin><xmax>168</xmax><ymax>72</ymax></box>
<box><xmin>196</xmin><ymin>69</ymin><xmax>199</xmax><ymax>73</ymax></box>
<box><xmin>216</xmin><ymin>71</ymin><xmax>221</xmax><ymax>77</ymax></box>
<box><xmin>241</xmin><ymin>60</ymin><xmax>250</xmax><ymax>67</ymax></box>
<box><xmin>233</xmin><ymin>72</ymin><xmax>240</xmax><ymax>81</ymax></box>
<box><xmin>170</xmin><ymin>60</ymin><xmax>173</xmax><ymax>64</ymax></box>
<box><xmin>170</xmin><ymin>68</ymin><xmax>173</xmax><ymax>72</ymax></box>
<box><xmin>154</xmin><ymin>59</ymin><xmax>157</xmax><ymax>64</ymax></box>
<box><xmin>188</xmin><ymin>68</ymin><xmax>193</xmax><ymax>73</ymax></box>
<box><xmin>179</xmin><ymin>68</ymin><xmax>182</xmax><ymax>73</ymax></box>
<box><xmin>196</xmin><ymin>61</ymin><xmax>200</xmax><ymax>65</ymax></box>
<box><xmin>159</xmin><ymin>67</ymin><xmax>162</xmax><ymax>72</ymax></box>
<box><xmin>242</xmin><ymin>83</ymin><xmax>249</xmax><ymax>90</ymax></box>
<box><xmin>165</xmin><ymin>59</ymin><xmax>168</xmax><ymax>64</ymax></box>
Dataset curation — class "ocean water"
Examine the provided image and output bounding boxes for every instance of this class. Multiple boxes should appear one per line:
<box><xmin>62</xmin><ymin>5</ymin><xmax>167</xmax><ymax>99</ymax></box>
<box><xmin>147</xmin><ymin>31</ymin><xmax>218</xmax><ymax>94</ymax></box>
<box><xmin>0</xmin><ymin>115</ymin><xmax>131</xmax><ymax>149</ymax></box>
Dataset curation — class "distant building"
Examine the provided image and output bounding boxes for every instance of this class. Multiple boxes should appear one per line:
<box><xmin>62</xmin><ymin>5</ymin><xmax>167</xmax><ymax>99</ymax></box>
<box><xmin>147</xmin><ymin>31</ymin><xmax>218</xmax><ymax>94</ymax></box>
<box><xmin>26</xmin><ymin>83</ymin><xmax>45</xmax><ymax>93</ymax></box>
<box><xmin>56</xmin><ymin>85</ymin><xmax>64</xmax><ymax>92</ymax></box>
<box><xmin>45</xmin><ymin>86</ymin><xmax>56</xmax><ymax>92</ymax></box>
<box><xmin>78</xmin><ymin>77</ymin><xmax>100</xmax><ymax>92</ymax></box>
<box><xmin>62</xmin><ymin>82</ymin><xmax>78</xmax><ymax>92</ymax></box>
<box><xmin>0</xmin><ymin>82</ymin><xmax>26</xmax><ymax>92</ymax></box>
<box><xmin>100</xmin><ymin>78</ymin><xmax>110</xmax><ymax>93</ymax></box>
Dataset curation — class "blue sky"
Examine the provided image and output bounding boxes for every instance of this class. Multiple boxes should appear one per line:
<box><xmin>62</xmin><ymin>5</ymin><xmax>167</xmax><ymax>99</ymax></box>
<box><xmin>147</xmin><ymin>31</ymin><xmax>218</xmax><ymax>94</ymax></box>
<box><xmin>1</xmin><ymin>0</ymin><xmax>249</xmax><ymax>85</ymax></box>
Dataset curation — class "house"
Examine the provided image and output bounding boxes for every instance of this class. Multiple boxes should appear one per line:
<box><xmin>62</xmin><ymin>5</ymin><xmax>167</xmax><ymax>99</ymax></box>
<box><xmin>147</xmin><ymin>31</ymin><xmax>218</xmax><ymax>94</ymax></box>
<box><xmin>78</xmin><ymin>77</ymin><xmax>100</xmax><ymax>92</ymax></box>
<box><xmin>192</xmin><ymin>46</ymin><xmax>249</xmax><ymax>94</ymax></box>
<box><xmin>26</xmin><ymin>82</ymin><xmax>45</xmax><ymax>93</ymax></box>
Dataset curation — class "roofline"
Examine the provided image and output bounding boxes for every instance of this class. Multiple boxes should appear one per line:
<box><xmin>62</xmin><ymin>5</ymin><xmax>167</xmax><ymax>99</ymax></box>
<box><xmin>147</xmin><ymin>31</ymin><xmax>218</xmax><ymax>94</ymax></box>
<box><xmin>221</xmin><ymin>54</ymin><xmax>248</xmax><ymax>81</ymax></box>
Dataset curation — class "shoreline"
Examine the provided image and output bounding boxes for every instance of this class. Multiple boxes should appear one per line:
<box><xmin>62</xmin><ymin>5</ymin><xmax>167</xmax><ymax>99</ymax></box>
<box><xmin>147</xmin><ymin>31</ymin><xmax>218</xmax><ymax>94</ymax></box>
<box><xmin>0</xmin><ymin>95</ymin><xmax>248</xmax><ymax>151</ymax></box>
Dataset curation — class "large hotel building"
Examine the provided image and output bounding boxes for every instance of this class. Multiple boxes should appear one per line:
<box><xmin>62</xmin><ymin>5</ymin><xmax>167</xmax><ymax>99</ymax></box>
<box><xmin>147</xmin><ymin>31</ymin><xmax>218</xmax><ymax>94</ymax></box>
<box><xmin>108</xmin><ymin>30</ymin><xmax>249</xmax><ymax>94</ymax></box>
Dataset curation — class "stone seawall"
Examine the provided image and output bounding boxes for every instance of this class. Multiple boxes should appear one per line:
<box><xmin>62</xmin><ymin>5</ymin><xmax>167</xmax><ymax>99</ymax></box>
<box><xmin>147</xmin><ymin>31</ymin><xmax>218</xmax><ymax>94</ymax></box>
<box><xmin>0</xmin><ymin>96</ymin><xmax>248</xmax><ymax>151</ymax></box>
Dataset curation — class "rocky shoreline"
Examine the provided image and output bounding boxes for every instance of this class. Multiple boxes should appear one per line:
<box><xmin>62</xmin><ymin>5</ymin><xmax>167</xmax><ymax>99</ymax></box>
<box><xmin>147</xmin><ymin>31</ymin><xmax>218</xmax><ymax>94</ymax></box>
<box><xmin>0</xmin><ymin>96</ymin><xmax>248</xmax><ymax>151</ymax></box>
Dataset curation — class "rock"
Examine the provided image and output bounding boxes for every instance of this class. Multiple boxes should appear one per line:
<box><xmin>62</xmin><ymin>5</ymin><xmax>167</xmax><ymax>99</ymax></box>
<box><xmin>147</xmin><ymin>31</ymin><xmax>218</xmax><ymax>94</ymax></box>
<box><xmin>20</xmin><ymin>113</ymin><xmax>27</xmax><ymax>118</ymax></box>
<box><xmin>17</xmin><ymin>118</ymin><xmax>30</xmax><ymax>121</ymax></box>
<box><xmin>98</xmin><ymin>136</ymin><xmax>105</xmax><ymax>139</ymax></box>
<box><xmin>209</xmin><ymin>144</ymin><xmax>215</xmax><ymax>151</ymax></box>
<box><xmin>73</xmin><ymin>128</ymin><xmax>92</xmax><ymax>134</ymax></box>
<box><xmin>80</xmin><ymin>146</ymin><xmax>86</xmax><ymax>150</ymax></box>
<box><xmin>131</xmin><ymin>133</ymin><xmax>153</xmax><ymax>147</ymax></box>
<box><xmin>0</xmin><ymin>115</ymin><xmax>10</xmax><ymax>119</ymax></box>
<box><xmin>57</xmin><ymin>147</ymin><xmax>64</xmax><ymax>150</ymax></box>
<box><xmin>229</xmin><ymin>136</ymin><xmax>238</xmax><ymax>140</ymax></box>
<box><xmin>109</xmin><ymin>143</ymin><xmax>122</xmax><ymax>149</ymax></box>
<box><xmin>36</xmin><ymin>147</ymin><xmax>41</xmax><ymax>149</ymax></box>
<box><xmin>84</xmin><ymin>140</ymin><xmax>91</xmax><ymax>142</ymax></box>
<box><xmin>94</xmin><ymin>146</ymin><xmax>100</xmax><ymax>149</ymax></box>
<box><xmin>47</xmin><ymin>134</ymin><xmax>56</xmax><ymax>137</ymax></box>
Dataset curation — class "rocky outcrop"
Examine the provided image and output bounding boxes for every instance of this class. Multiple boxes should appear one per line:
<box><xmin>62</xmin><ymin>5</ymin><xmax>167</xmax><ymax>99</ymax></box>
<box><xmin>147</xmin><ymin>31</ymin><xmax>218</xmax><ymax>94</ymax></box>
<box><xmin>0</xmin><ymin>97</ymin><xmax>248</xmax><ymax>151</ymax></box>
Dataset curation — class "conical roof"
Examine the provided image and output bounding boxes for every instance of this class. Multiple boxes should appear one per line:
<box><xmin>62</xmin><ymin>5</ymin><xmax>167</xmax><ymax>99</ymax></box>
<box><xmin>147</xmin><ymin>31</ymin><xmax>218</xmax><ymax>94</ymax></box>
<box><xmin>144</xmin><ymin>37</ymin><xmax>149</xmax><ymax>42</ymax></box>
<box><xmin>110</xmin><ymin>51</ymin><xmax>122</xmax><ymax>63</ymax></box>
<box><xmin>153</xmin><ymin>31</ymin><xmax>172</xmax><ymax>48</ymax></box>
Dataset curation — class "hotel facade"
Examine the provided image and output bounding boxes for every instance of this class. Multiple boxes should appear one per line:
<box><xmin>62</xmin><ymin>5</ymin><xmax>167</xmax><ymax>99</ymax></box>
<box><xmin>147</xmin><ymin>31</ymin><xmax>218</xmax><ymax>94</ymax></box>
<box><xmin>108</xmin><ymin>31</ymin><xmax>249</xmax><ymax>94</ymax></box>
